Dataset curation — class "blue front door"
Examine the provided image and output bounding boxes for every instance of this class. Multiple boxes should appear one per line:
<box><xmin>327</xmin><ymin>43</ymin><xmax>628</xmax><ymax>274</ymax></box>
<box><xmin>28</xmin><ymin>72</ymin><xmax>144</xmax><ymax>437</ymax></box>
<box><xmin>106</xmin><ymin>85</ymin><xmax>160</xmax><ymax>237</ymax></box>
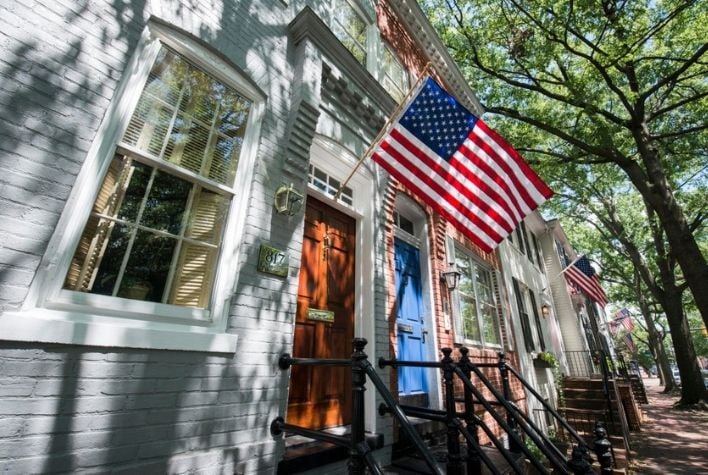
<box><xmin>394</xmin><ymin>238</ymin><xmax>428</xmax><ymax>397</ymax></box>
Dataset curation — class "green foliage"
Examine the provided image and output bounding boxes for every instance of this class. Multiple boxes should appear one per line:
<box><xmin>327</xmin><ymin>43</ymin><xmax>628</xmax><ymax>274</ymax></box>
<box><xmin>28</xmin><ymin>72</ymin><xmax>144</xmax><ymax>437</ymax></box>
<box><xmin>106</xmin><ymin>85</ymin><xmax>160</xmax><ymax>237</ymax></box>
<box><xmin>422</xmin><ymin>0</ymin><xmax>708</xmax><ymax>317</ymax></box>
<box><xmin>536</xmin><ymin>351</ymin><xmax>559</xmax><ymax>367</ymax></box>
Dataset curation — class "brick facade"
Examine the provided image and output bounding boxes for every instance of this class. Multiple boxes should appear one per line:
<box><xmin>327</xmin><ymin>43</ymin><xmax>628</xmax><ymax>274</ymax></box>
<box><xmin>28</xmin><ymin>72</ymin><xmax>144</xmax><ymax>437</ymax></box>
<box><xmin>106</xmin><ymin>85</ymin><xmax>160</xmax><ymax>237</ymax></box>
<box><xmin>0</xmin><ymin>1</ymin><xmax>528</xmax><ymax>473</ymax></box>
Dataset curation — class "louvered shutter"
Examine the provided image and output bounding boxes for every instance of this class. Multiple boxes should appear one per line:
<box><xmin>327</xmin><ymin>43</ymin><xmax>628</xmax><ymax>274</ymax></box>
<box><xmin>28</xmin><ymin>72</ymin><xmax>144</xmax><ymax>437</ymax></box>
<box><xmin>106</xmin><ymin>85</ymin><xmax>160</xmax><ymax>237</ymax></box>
<box><xmin>169</xmin><ymin>189</ymin><xmax>227</xmax><ymax>308</ymax></box>
<box><xmin>64</xmin><ymin>156</ymin><xmax>131</xmax><ymax>291</ymax></box>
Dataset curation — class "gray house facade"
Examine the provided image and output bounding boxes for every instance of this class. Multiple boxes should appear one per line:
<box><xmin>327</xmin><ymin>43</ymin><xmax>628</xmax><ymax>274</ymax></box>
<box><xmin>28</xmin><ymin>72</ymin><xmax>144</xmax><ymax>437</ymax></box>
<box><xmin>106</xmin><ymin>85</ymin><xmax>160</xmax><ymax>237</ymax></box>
<box><xmin>0</xmin><ymin>1</ymin><xmax>483</xmax><ymax>473</ymax></box>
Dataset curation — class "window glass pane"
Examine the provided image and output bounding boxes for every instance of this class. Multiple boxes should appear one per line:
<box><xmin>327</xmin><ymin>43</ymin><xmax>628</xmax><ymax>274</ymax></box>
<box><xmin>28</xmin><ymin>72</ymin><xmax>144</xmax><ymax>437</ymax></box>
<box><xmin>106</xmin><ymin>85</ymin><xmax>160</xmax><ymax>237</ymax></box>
<box><xmin>382</xmin><ymin>46</ymin><xmax>408</xmax><ymax>102</ymax></box>
<box><xmin>64</xmin><ymin>44</ymin><xmax>252</xmax><ymax>313</ymax></box>
<box><xmin>121</xmin><ymin>45</ymin><xmax>251</xmax><ymax>187</ymax></box>
<box><xmin>117</xmin><ymin>230</ymin><xmax>177</xmax><ymax>302</ymax></box>
<box><xmin>481</xmin><ymin>303</ymin><xmax>501</xmax><ymax>345</ymax></box>
<box><xmin>460</xmin><ymin>295</ymin><xmax>480</xmax><ymax>341</ymax></box>
<box><xmin>332</xmin><ymin>1</ymin><xmax>367</xmax><ymax>65</ymax></box>
<box><xmin>140</xmin><ymin>170</ymin><xmax>191</xmax><ymax>235</ymax></box>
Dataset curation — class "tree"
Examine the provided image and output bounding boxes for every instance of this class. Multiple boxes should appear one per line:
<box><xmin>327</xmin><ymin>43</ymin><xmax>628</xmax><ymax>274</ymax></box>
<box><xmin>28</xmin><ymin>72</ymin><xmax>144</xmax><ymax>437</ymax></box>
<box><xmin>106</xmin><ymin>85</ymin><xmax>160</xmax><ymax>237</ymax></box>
<box><xmin>541</xmin><ymin>163</ymin><xmax>705</xmax><ymax>402</ymax></box>
<box><xmin>424</xmin><ymin>0</ymin><xmax>708</xmax><ymax>326</ymax></box>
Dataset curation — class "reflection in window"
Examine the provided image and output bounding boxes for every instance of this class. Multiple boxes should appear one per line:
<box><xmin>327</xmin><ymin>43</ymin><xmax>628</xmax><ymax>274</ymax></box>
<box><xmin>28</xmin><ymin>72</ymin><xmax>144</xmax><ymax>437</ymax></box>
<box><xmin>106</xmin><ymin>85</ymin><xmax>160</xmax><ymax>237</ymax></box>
<box><xmin>332</xmin><ymin>0</ymin><xmax>368</xmax><ymax>65</ymax></box>
<box><xmin>63</xmin><ymin>45</ymin><xmax>248</xmax><ymax>310</ymax></box>
<box><xmin>453</xmin><ymin>246</ymin><xmax>501</xmax><ymax>345</ymax></box>
<box><xmin>381</xmin><ymin>45</ymin><xmax>409</xmax><ymax>103</ymax></box>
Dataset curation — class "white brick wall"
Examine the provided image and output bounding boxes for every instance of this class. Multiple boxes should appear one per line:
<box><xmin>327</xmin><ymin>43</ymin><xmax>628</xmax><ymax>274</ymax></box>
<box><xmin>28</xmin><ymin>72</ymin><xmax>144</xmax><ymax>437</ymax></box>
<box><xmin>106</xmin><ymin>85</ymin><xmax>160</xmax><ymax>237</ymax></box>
<box><xmin>0</xmin><ymin>0</ymin><xmax>303</xmax><ymax>473</ymax></box>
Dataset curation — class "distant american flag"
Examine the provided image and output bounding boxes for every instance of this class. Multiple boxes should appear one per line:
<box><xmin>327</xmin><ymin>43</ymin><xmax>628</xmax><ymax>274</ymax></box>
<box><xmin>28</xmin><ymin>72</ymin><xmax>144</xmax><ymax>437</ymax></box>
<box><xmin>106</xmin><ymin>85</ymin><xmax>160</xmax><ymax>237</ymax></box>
<box><xmin>623</xmin><ymin>333</ymin><xmax>636</xmax><ymax>353</ymax></box>
<box><xmin>372</xmin><ymin>78</ymin><xmax>553</xmax><ymax>253</ymax></box>
<box><xmin>561</xmin><ymin>255</ymin><xmax>608</xmax><ymax>306</ymax></box>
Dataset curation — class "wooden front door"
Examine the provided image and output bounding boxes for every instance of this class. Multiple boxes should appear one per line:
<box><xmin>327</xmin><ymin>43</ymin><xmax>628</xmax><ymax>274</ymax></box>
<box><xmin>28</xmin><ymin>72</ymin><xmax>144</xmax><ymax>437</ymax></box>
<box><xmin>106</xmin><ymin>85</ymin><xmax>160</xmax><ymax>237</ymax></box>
<box><xmin>286</xmin><ymin>196</ymin><xmax>356</xmax><ymax>429</ymax></box>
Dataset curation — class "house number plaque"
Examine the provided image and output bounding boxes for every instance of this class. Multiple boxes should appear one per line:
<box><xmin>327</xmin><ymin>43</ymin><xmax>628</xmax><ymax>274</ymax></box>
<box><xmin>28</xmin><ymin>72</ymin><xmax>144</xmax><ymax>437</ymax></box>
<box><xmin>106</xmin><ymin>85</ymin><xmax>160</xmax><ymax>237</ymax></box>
<box><xmin>257</xmin><ymin>244</ymin><xmax>289</xmax><ymax>277</ymax></box>
<box><xmin>307</xmin><ymin>308</ymin><xmax>335</xmax><ymax>323</ymax></box>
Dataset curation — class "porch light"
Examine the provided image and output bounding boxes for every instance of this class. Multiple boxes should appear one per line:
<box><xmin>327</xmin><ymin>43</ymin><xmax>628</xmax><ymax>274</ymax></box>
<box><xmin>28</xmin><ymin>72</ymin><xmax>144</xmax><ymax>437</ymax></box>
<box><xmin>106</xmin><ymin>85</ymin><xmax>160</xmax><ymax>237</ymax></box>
<box><xmin>274</xmin><ymin>184</ymin><xmax>304</xmax><ymax>216</ymax></box>
<box><xmin>441</xmin><ymin>266</ymin><xmax>462</xmax><ymax>291</ymax></box>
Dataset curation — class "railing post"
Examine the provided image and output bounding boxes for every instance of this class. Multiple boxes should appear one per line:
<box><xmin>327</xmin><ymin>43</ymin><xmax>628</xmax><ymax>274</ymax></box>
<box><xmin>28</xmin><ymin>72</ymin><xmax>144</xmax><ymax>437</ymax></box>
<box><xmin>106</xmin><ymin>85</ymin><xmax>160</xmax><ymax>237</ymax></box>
<box><xmin>349</xmin><ymin>338</ymin><xmax>368</xmax><ymax>475</ymax></box>
<box><xmin>498</xmin><ymin>352</ymin><xmax>521</xmax><ymax>453</ymax></box>
<box><xmin>567</xmin><ymin>445</ymin><xmax>595</xmax><ymax>475</ymax></box>
<box><xmin>441</xmin><ymin>348</ymin><xmax>464</xmax><ymax>475</ymax></box>
<box><xmin>593</xmin><ymin>421</ymin><xmax>614</xmax><ymax>474</ymax></box>
<box><xmin>458</xmin><ymin>347</ymin><xmax>481</xmax><ymax>475</ymax></box>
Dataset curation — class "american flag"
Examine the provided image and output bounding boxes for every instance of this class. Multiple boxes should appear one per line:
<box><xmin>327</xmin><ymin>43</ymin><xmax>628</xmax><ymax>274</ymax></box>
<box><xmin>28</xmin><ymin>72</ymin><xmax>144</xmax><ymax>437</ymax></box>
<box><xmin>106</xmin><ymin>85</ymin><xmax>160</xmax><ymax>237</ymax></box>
<box><xmin>561</xmin><ymin>255</ymin><xmax>608</xmax><ymax>306</ymax></box>
<box><xmin>372</xmin><ymin>78</ymin><xmax>553</xmax><ymax>253</ymax></box>
<box><xmin>614</xmin><ymin>308</ymin><xmax>634</xmax><ymax>331</ymax></box>
<box><xmin>623</xmin><ymin>333</ymin><xmax>636</xmax><ymax>353</ymax></box>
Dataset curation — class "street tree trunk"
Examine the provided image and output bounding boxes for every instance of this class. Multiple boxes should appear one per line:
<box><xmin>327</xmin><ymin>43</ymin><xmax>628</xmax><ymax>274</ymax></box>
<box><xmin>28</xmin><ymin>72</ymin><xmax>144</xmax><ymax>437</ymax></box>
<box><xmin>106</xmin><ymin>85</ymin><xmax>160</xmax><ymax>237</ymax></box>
<box><xmin>636</xmin><ymin>292</ymin><xmax>675</xmax><ymax>392</ymax></box>
<box><xmin>623</xmin><ymin>127</ymin><xmax>708</xmax><ymax>328</ymax></box>
<box><xmin>661</xmin><ymin>286</ymin><xmax>707</xmax><ymax>404</ymax></box>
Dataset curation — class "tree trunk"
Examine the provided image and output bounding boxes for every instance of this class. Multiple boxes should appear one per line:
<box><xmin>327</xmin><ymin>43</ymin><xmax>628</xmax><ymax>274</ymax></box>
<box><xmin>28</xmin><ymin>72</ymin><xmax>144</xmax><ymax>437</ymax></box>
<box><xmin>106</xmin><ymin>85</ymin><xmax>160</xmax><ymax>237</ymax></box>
<box><xmin>637</xmin><ymin>297</ymin><xmax>675</xmax><ymax>392</ymax></box>
<box><xmin>662</xmin><ymin>287</ymin><xmax>708</xmax><ymax>404</ymax></box>
<box><xmin>622</xmin><ymin>134</ymin><xmax>708</xmax><ymax>328</ymax></box>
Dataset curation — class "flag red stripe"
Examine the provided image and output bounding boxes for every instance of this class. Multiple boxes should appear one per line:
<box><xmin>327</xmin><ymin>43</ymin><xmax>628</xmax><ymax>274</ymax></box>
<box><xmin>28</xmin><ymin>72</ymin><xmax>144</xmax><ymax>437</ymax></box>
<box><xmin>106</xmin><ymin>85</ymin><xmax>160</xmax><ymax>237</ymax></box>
<box><xmin>388</xmin><ymin>128</ymin><xmax>515</xmax><ymax>232</ymax></box>
<box><xmin>375</xmin><ymin>138</ymin><xmax>505</xmax><ymax>244</ymax></box>
<box><xmin>453</xmin><ymin>140</ymin><xmax>525</xmax><ymax>224</ymax></box>
<box><xmin>372</xmin><ymin>149</ymin><xmax>496</xmax><ymax>252</ymax></box>
<box><xmin>465</xmin><ymin>131</ymin><xmax>535</xmax><ymax>216</ymax></box>
<box><xmin>474</xmin><ymin>120</ymin><xmax>554</xmax><ymax>200</ymax></box>
<box><xmin>565</xmin><ymin>266</ymin><xmax>608</xmax><ymax>306</ymax></box>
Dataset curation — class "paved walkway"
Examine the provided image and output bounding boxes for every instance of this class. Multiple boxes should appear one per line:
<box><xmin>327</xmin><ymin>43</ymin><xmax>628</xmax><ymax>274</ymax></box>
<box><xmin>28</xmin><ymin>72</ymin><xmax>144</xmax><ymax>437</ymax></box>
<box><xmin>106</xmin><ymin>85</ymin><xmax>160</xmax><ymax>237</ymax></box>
<box><xmin>629</xmin><ymin>377</ymin><xmax>708</xmax><ymax>474</ymax></box>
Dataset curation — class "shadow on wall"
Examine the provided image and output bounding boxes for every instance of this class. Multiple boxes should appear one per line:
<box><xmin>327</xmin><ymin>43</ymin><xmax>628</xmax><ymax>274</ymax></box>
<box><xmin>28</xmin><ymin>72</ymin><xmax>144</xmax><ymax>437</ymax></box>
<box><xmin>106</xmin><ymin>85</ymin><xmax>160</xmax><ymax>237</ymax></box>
<box><xmin>0</xmin><ymin>0</ymin><xmax>307</xmax><ymax>473</ymax></box>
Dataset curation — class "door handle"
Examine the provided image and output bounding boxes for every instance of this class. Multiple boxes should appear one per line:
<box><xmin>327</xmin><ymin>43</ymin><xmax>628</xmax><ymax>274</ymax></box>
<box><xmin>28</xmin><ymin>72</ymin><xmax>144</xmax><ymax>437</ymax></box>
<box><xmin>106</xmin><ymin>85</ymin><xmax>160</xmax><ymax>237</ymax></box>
<box><xmin>422</xmin><ymin>329</ymin><xmax>428</xmax><ymax>343</ymax></box>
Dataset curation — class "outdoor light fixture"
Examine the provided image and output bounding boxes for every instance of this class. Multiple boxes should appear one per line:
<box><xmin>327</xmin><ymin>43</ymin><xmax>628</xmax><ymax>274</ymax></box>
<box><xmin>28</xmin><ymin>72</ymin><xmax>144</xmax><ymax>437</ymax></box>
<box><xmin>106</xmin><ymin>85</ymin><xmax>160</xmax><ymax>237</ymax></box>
<box><xmin>541</xmin><ymin>304</ymin><xmax>551</xmax><ymax>318</ymax></box>
<box><xmin>441</xmin><ymin>266</ymin><xmax>462</xmax><ymax>291</ymax></box>
<box><xmin>274</xmin><ymin>184</ymin><xmax>304</xmax><ymax>216</ymax></box>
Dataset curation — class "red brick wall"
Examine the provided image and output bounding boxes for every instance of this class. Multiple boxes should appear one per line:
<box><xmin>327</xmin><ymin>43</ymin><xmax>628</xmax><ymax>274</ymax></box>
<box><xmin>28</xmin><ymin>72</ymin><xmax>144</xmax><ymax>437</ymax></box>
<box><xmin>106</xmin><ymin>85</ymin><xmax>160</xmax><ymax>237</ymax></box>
<box><xmin>376</xmin><ymin>2</ymin><xmax>527</xmax><ymax>445</ymax></box>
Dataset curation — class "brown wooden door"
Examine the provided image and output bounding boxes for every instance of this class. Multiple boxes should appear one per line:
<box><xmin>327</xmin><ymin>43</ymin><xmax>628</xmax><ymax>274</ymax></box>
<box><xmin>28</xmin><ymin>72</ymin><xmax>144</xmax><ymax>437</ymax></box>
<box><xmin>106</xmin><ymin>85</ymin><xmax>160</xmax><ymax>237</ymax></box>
<box><xmin>286</xmin><ymin>197</ymin><xmax>356</xmax><ymax>429</ymax></box>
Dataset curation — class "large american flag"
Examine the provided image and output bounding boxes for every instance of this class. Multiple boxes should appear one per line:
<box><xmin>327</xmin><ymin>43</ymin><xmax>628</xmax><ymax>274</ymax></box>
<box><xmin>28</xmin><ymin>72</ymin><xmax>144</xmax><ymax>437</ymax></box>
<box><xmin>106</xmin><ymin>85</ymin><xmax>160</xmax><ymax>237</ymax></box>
<box><xmin>561</xmin><ymin>255</ymin><xmax>608</xmax><ymax>306</ymax></box>
<box><xmin>371</xmin><ymin>78</ymin><xmax>553</xmax><ymax>253</ymax></box>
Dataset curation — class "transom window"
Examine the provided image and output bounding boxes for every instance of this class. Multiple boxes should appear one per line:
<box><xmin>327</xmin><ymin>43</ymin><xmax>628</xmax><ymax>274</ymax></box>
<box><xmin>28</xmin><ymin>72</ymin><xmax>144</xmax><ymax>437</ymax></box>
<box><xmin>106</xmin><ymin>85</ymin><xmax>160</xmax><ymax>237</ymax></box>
<box><xmin>63</xmin><ymin>45</ymin><xmax>252</xmax><ymax>310</ymax></box>
<box><xmin>331</xmin><ymin>0</ymin><xmax>368</xmax><ymax>65</ymax></box>
<box><xmin>381</xmin><ymin>45</ymin><xmax>409</xmax><ymax>103</ymax></box>
<box><xmin>308</xmin><ymin>164</ymin><xmax>354</xmax><ymax>206</ymax></box>
<box><xmin>393</xmin><ymin>211</ymin><xmax>415</xmax><ymax>235</ymax></box>
<box><xmin>452</xmin><ymin>245</ymin><xmax>502</xmax><ymax>346</ymax></box>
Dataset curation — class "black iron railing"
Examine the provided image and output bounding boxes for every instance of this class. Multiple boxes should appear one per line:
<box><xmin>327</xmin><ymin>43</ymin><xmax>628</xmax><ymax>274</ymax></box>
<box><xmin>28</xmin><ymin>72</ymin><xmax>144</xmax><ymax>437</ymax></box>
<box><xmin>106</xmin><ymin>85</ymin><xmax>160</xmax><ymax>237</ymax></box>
<box><xmin>272</xmin><ymin>340</ymin><xmax>614</xmax><ymax>474</ymax></box>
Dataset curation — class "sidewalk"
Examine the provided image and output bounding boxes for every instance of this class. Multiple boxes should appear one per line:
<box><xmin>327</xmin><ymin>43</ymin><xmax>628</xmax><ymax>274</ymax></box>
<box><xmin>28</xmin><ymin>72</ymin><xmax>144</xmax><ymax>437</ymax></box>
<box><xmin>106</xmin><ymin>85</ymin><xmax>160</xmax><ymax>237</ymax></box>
<box><xmin>628</xmin><ymin>377</ymin><xmax>708</xmax><ymax>474</ymax></box>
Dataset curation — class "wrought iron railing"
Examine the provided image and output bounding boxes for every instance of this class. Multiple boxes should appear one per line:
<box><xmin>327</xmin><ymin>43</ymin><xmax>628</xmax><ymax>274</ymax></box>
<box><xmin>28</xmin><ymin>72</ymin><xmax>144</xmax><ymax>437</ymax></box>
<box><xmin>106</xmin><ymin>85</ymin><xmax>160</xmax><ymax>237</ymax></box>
<box><xmin>272</xmin><ymin>339</ymin><xmax>615</xmax><ymax>474</ymax></box>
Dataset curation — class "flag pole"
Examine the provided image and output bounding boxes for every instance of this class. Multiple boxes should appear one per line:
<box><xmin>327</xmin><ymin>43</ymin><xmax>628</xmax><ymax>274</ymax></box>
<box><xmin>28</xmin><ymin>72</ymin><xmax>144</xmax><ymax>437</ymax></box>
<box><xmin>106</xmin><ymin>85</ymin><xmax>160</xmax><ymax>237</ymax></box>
<box><xmin>558</xmin><ymin>254</ymin><xmax>584</xmax><ymax>275</ymax></box>
<box><xmin>333</xmin><ymin>62</ymin><xmax>434</xmax><ymax>201</ymax></box>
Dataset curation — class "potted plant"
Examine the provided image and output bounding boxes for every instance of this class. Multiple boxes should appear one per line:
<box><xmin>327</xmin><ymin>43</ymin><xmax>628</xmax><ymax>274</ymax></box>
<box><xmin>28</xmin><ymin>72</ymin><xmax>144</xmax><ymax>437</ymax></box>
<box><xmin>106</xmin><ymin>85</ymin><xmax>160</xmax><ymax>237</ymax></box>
<box><xmin>534</xmin><ymin>351</ymin><xmax>558</xmax><ymax>369</ymax></box>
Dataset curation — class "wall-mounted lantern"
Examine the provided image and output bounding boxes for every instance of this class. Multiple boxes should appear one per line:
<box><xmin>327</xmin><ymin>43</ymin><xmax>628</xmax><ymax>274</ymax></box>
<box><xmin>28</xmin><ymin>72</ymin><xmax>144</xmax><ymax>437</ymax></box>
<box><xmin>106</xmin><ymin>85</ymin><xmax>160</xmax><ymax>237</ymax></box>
<box><xmin>274</xmin><ymin>184</ymin><xmax>304</xmax><ymax>216</ymax></box>
<box><xmin>440</xmin><ymin>266</ymin><xmax>462</xmax><ymax>292</ymax></box>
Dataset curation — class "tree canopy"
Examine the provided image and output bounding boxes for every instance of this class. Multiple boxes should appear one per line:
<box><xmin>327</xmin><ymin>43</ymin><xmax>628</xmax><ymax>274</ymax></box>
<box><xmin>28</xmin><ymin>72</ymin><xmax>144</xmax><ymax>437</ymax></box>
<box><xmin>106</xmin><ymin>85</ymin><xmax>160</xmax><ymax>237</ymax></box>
<box><xmin>423</xmin><ymin>0</ymin><xmax>708</xmax><ymax>323</ymax></box>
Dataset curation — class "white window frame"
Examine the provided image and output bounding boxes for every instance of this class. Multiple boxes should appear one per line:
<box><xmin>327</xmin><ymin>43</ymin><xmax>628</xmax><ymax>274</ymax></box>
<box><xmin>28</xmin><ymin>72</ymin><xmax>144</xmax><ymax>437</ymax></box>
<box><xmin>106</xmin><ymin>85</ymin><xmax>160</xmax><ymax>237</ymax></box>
<box><xmin>0</xmin><ymin>21</ymin><xmax>265</xmax><ymax>353</ymax></box>
<box><xmin>447</xmin><ymin>238</ymin><xmax>503</xmax><ymax>348</ymax></box>
<box><xmin>380</xmin><ymin>43</ymin><xmax>410</xmax><ymax>103</ymax></box>
<box><xmin>330</xmin><ymin>0</ymin><xmax>373</xmax><ymax>67</ymax></box>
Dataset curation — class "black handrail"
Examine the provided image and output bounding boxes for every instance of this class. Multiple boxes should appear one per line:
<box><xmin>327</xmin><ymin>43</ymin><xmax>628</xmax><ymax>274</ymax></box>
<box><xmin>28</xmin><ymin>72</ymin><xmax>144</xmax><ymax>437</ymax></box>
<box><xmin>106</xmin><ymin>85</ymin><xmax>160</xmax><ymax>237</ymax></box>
<box><xmin>361</xmin><ymin>356</ymin><xmax>443</xmax><ymax>474</ymax></box>
<box><xmin>451</xmin><ymin>364</ymin><xmax>558</xmax><ymax>474</ymax></box>
<box><xmin>273</xmin><ymin>340</ymin><xmax>604</xmax><ymax>474</ymax></box>
<box><xmin>506</xmin><ymin>364</ymin><xmax>586</xmax><ymax>447</ymax></box>
<box><xmin>272</xmin><ymin>338</ymin><xmax>442</xmax><ymax>475</ymax></box>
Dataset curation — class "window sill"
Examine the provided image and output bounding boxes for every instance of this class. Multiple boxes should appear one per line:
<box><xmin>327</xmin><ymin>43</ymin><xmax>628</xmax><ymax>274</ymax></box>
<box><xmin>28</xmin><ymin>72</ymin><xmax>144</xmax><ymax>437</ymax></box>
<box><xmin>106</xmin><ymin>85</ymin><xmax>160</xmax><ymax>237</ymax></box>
<box><xmin>0</xmin><ymin>309</ymin><xmax>237</xmax><ymax>353</ymax></box>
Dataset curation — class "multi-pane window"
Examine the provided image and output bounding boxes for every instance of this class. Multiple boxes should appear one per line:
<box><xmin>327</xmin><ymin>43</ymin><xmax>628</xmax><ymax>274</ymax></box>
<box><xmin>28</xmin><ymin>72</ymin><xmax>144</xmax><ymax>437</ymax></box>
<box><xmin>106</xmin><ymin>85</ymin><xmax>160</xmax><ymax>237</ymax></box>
<box><xmin>332</xmin><ymin>0</ymin><xmax>368</xmax><ymax>65</ymax></box>
<box><xmin>63</xmin><ymin>45</ymin><xmax>251</xmax><ymax>310</ymax></box>
<box><xmin>308</xmin><ymin>164</ymin><xmax>354</xmax><ymax>206</ymax></box>
<box><xmin>381</xmin><ymin>45</ymin><xmax>409</xmax><ymax>103</ymax></box>
<box><xmin>453</xmin><ymin>245</ymin><xmax>501</xmax><ymax>346</ymax></box>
